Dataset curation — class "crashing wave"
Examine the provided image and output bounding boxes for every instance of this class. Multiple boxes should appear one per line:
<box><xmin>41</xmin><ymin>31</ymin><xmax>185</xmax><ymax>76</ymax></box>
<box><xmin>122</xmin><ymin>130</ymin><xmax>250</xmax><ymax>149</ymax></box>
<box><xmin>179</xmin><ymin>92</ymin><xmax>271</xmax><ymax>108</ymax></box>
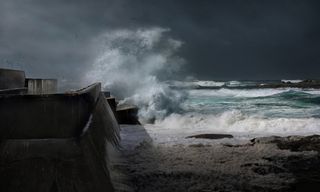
<box><xmin>168</xmin><ymin>80</ymin><xmax>225</xmax><ymax>89</ymax></box>
<box><xmin>149</xmin><ymin>110</ymin><xmax>320</xmax><ymax>141</ymax></box>
<box><xmin>85</xmin><ymin>27</ymin><xmax>186</xmax><ymax>122</ymax></box>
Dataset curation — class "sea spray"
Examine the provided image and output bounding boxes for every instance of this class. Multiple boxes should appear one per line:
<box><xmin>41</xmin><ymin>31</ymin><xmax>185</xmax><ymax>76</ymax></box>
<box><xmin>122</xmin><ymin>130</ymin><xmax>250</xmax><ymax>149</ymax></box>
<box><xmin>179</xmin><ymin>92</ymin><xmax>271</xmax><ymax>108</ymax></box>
<box><xmin>85</xmin><ymin>27</ymin><xmax>186</xmax><ymax>122</ymax></box>
<box><xmin>84</xmin><ymin>28</ymin><xmax>320</xmax><ymax>139</ymax></box>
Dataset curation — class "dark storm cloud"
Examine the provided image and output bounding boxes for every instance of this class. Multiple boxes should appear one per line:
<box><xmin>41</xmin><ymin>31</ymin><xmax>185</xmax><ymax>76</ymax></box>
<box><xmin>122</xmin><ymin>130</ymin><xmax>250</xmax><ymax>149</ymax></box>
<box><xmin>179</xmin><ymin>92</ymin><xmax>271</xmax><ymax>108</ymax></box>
<box><xmin>118</xmin><ymin>0</ymin><xmax>320</xmax><ymax>80</ymax></box>
<box><xmin>1</xmin><ymin>0</ymin><xmax>320</xmax><ymax>86</ymax></box>
<box><xmin>0</xmin><ymin>0</ymin><xmax>122</xmax><ymax>87</ymax></box>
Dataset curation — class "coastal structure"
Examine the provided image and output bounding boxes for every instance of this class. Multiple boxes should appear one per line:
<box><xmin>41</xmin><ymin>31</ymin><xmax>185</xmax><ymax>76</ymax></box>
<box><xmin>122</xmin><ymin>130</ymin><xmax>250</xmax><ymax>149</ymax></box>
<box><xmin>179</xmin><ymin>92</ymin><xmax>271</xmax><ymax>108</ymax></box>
<box><xmin>0</xmin><ymin>68</ymin><xmax>27</xmax><ymax>95</ymax></box>
<box><xmin>0</xmin><ymin>68</ymin><xmax>25</xmax><ymax>90</ymax></box>
<box><xmin>0</xmin><ymin>68</ymin><xmax>120</xmax><ymax>192</ymax></box>
<box><xmin>26</xmin><ymin>78</ymin><xmax>58</xmax><ymax>94</ymax></box>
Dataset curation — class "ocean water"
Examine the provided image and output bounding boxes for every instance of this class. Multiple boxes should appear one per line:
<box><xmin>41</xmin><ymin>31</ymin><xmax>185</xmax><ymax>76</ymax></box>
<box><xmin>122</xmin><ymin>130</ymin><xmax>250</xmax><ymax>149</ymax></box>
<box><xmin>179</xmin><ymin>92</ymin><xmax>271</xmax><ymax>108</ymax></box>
<box><xmin>83</xmin><ymin>29</ymin><xmax>320</xmax><ymax>144</ymax></box>
<box><xmin>143</xmin><ymin>80</ymin><xmax>320</xmax><ymax>144</ymax></box>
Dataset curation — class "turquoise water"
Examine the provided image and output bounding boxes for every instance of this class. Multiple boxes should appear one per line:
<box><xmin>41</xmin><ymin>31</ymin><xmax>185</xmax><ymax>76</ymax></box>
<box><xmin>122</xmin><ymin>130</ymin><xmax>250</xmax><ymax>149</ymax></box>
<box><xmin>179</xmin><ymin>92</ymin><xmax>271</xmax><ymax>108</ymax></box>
<box><xmin>149</xmin><ymin>81</ymin><xmax>320</xmax><ymax>139</ymax></box>
<box><xmin>184</xmin><ymin>88</ymin><xmax>320</xmax><ymax>119</ymax></box>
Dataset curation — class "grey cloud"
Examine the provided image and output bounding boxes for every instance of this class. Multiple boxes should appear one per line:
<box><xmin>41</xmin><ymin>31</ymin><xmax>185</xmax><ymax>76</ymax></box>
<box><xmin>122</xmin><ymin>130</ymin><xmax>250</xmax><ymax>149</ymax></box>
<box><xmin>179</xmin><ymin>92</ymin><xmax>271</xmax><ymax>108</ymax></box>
<box><xmin>1</xmin><ymin>0</ymin><xmax>320</xmax><ymax>87</ymax></box>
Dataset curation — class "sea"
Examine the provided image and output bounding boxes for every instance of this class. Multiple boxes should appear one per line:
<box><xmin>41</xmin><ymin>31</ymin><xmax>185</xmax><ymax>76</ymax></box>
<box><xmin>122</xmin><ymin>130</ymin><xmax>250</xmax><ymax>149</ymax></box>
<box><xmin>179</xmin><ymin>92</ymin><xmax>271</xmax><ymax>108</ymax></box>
<box><xmin>140</xmin><ymin>80</ymin><xmax>320</xmax><ymax>145</ymax></box>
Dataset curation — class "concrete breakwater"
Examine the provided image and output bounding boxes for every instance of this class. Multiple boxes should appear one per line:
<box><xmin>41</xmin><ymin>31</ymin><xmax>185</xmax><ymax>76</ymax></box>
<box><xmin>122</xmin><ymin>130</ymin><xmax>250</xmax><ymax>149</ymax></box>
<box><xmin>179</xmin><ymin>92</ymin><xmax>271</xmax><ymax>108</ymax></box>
<box><xmin>0</xmin><ymin>68</ymin><xmax>136</xmax><ymax>191</ymax></box>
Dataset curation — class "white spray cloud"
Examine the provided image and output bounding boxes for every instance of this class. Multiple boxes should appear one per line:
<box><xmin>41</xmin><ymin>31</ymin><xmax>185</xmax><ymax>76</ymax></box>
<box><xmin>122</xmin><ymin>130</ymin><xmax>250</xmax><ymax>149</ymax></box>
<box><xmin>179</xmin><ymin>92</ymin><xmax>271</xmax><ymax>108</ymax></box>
<box><xmin>85</xmin><ymin>27</ymin><xmax>186</xmax><ymax>122</ymax></box>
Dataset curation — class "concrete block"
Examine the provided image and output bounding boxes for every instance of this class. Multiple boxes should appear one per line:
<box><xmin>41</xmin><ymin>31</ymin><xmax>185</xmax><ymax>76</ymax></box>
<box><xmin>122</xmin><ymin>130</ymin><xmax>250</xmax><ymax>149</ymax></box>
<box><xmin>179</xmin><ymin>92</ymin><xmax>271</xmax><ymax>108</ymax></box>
<box><xmin>0</xmin><ymin>68</ymin><xmax>25</xmax><ymax>90</ymax></box>
<box><xmin>116</xmin><ymin>104</ymin><xmax>140</xmax><ymax>124</ymax></box>
<box><xmin>26</xmin><ymin>78</ymin><xmax>58</xmax><ymax>94</ymax></box>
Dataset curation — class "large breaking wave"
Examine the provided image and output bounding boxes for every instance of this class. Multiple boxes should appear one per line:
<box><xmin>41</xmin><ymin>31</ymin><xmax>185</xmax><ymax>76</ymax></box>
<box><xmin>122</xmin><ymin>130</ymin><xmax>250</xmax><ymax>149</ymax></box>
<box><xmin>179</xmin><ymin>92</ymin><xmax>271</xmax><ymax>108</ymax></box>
<box><xmin>146</xmin><ymin>88</ymin><xmax>320</xmax><ymax>144</ymax></box>
<box><xmin>85</xmin><ymin>27</ymin><xmax>186</xmax><ymax>122</ymax></box>
<box><xmin>84</xmin><ymin>27</ymin><xmax>320</xmax><ymax>140</ymax></box>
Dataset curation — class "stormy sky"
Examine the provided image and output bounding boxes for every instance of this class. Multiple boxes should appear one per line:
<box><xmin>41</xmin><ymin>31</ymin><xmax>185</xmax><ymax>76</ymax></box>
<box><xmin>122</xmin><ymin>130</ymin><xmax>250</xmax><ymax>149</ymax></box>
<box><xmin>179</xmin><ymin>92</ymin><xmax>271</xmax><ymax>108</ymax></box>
<box><xmin>1</xmin><ymin>0</ymin><xmax>320</xmax><ymax>84</ymax></box>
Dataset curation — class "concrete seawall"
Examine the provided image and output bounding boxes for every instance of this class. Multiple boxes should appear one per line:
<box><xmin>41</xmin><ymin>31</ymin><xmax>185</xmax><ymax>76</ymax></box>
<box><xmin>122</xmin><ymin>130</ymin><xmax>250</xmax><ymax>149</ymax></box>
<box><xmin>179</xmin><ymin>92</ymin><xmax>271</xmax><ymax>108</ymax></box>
<box><xmin>0</xmin><ymin>83</ymin><xmax>120</xmax><ymax>192</ymax></box>
<box><xmin>26</xmin><ymin>78</ymin><xmax>58</xmax><ymax>94</ymax></box>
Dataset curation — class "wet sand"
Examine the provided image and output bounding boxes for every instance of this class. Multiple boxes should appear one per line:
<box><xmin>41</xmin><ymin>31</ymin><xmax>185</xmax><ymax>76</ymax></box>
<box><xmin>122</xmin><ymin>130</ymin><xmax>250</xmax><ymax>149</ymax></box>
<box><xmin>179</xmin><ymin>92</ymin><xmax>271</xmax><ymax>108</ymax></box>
<box><xmin>110</xmin><ymin>125</ymin><xmax>320</xmax><ymax>192</ymax></box>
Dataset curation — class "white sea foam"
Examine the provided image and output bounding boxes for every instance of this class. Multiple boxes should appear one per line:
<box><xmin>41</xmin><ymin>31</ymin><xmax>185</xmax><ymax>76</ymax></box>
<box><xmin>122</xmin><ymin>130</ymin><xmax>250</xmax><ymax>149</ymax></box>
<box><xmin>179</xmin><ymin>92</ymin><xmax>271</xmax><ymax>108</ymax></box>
<box><xmin>188</xmin><ymin>88</ymin><xmax>293</xmax><ymax>98</ymax></box>
<box><xmin>303</xmin><ymin>89</ymin><xmax>320</xmax><ymax>95</ymax></box>
<box><xmin>84</xmin><ymin>27</ymin><xmax>186</xmax><ymax>122</ymax></box>
<box><xmin>195</xmin><ymin>81</ymin><xmax>225</xmax><ymax>87</ymax></box>
<box><xmin>167</xmin><ymin>80</ymin><xmax>225</xmax><ymax>88</ymax></box>
<box><xmin>145</xmin><ymin>110</ymin><xmax>320</xmax><ymax>144</ymax></box>
<box><xmin>226</xmin><ymin>80</ymin><xmax>242</xmax><ymax>87</ymax></box>
<box><xmin>281</xmin><ymin>79</ymin><xmax>303</xmax><ymax>83</ymax></box>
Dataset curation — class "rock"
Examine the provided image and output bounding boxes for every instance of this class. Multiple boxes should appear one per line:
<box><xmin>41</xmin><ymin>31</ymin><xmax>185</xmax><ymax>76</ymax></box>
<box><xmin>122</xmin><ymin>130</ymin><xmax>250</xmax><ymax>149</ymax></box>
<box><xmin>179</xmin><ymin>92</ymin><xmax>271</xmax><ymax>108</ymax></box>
<box><xmin>186</xmin><ymin>134</ymin><xmax>233</xmax><ymax>140</ymax></box>
<box><xmin>251</xmin><ymin>135</ymin><xmax>320</xmax><ymax>152</ymax></box>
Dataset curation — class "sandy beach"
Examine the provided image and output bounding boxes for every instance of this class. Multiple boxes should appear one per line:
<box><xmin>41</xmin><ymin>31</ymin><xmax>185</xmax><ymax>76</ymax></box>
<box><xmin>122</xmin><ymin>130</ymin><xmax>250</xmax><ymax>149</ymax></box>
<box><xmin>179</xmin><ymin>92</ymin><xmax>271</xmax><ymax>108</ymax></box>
<box><xmin>110</xmin><ymin>125</ymin><xmax>320</xmax><ymax>192</ymax></box>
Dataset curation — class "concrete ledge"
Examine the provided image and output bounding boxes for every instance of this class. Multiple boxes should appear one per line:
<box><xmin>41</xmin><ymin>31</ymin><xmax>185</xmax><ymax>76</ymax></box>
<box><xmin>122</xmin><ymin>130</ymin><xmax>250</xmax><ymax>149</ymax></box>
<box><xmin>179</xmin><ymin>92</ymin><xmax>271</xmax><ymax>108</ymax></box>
<box><xmin>0</xmin><ymin>88</ymin><xmax>28</xmax><ymax>95</ymax></box>
<box><xmin>116</xmin><ymin>104</ymin><xmax>140</xmax><ymax>124</ymax></box>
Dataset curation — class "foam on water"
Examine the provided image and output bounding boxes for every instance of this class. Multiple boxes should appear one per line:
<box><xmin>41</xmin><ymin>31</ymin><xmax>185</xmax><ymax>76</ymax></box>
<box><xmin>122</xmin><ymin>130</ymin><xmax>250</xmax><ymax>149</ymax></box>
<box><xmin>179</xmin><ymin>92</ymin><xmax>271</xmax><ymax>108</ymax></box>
<box><xmin>195</xmin><ymin>81</ymin><xmax>225</xmax><ymax>87</ymax></box>
<box><xmin>83</xmin><ymin>27</ymin><xmax>320</xmax><ymax>144</ymax></box>
<box><xmin>188</xmin><ymin>88</ymin><xmax>293</xmax><ymax>98</ymax></box>
<box><xmin>145</xmin><ymin>87</ymin><xmax>320</xmax><ymax>144</ymax></box>
<box><xmin>144</xmin><ymin>110</ymin><xmax>320</xmax><ymax>145</ymax></box>
<box><xmin>281</xmin><ymin>79</ymin><xmax>303</xmax><ymax>83</ymax></box>
<box><xmin>85</xmin><ymin>27</ymin><xmax>186</xmax><ymax>122</ymax></box>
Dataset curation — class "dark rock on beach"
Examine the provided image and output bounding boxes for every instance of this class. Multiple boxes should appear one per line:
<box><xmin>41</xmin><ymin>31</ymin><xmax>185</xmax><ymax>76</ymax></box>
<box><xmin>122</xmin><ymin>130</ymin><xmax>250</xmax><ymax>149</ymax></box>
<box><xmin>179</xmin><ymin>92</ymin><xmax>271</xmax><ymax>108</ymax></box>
<box><xmin>250</xmin><ymin>135</ymin><xmax>320</xmax><ymax>192</ymax></box>
<box><xmin>257</xmin><ymin>80</ymin><xmax>320</xmax><ymax>89</ymax></box>
<box><xmin>186</xmin><ymin>133</ymin><xmax>233</xmax><ymax>139</ymax></box>
<box><xmin>251</xmin><ymin>135</ymin><xmax>320</xmax><ymax>152</ymax></box>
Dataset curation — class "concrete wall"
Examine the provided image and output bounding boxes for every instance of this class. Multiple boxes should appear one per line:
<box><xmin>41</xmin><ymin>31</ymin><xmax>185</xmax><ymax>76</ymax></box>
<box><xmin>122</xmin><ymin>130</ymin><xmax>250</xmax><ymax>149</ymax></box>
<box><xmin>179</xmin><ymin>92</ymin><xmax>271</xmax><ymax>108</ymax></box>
<box><xmin>0</xmin><ymin>68</ymin><xmax>25</xmax><ymax>90</ymax></box>
<box><xmin>0</xmin><ymin>83</ymin><xmax>120</xmax><ymax>192</ymax></box>
<box><xmin>0</xmin><ymin>83</ymin><xmax>100</xmax><ymax>139</ymax></box>
<box><xmin>26</xmin><ymin>78</ymin><xmax>58</xmax><ymax>94</ymax></box>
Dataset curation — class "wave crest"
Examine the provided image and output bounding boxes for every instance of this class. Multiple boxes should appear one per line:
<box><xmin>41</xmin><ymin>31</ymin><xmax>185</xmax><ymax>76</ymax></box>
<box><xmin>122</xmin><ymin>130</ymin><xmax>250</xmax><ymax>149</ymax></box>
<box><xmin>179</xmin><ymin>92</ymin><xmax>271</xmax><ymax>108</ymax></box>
<box><xmin>152</xmin><ymin>110</ymin><xmax>320</xmax><ymax>137</ymax></box>
<box><xmin>84</xmin><ymin>27</ymin><xmax>186</xmax><ymax>122</ymax></box>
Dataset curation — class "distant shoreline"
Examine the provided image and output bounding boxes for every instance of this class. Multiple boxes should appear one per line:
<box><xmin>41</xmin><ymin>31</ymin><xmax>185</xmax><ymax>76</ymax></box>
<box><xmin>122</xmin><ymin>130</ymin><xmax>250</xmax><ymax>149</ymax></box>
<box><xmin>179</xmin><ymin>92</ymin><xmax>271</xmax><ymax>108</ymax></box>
<box><xmin>179</xmin><ymin>79</ymin><xmax>320</xmax><ymax>89</ymax></box>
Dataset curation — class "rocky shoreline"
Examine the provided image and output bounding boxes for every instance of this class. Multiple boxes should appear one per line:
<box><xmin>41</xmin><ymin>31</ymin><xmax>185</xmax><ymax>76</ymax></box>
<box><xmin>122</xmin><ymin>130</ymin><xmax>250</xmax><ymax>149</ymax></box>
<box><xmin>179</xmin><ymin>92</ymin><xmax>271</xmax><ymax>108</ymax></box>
<box><xmin>194</xmin><ymin>79</ymin><xmax>320</xmax><ymax>89</ymax></box>
<box><xmin>111</xmin><ymin>126</ymin><xmax>320</xmax><ymax>192</ymax></box>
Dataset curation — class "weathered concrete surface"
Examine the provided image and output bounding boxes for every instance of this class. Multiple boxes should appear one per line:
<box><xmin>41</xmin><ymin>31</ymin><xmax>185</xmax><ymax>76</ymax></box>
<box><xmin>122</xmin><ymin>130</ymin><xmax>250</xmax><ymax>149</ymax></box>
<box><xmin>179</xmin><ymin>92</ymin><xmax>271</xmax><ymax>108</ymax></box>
<box><xmin>116</xmin><ymin>104</ymin><xmax>140</xmax><ymax>125</ymax></box>
<box><xmin>26</xmin><ymin>78</ymin><xmax>58</xmax><ymax>94</ymax></box>
<box><xmin>0</xmin><ymin>68</ymin><xmax>25</xmax><ymax>90</ymax></box>
<box><xmin>106</xmin><ymin>97</ymin><xmax>117</xmax><ymax>114</ymax></box>
<box><xmin>0</xmin><ymin>83</ymin><xmax>100</xmax><ymax>139</ymax></box>
<box><xmin>0</xmin><ymin>83</ymin><xmax>120</xmax><ymax>192</ymax></box>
